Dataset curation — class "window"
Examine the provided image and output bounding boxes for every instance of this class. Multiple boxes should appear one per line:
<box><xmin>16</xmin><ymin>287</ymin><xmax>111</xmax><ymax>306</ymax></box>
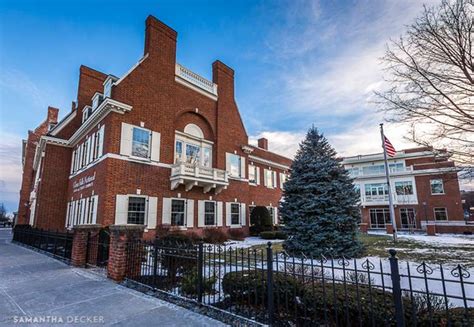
<box><xmin>229</xmin><ymin>154</ymin><xmax>241</xmax><ymax>177</ymax></box>
<box><xmin>175</xmin><ymin>141</ymin><xmax>183</xmax><ymax>162</ymax></box>
<box><xmin>395</xmin><ymin>181</ymin><xmax>413</xmax><ymax>195</ymax></box>
<box><xmin>362</xmin><ymin>165</ymin><xmax>385</xmax><ymax>175</ymax></box>
<box><xmin>127</xmin><ymin>197</ymin><xmax>146</xmax><ymax>225</ymax></box>
<box><xmin>92</xmin><ymin>96</ymin><xmax>99</xmax><ymax>110</ymax></box>
<box><xmin>434</xmin><ymin>208</ymin><xmax>448</xmax><ymax>221</ymax></box>
<box><xmin>204</xmin><ymin>201</ymin><xmax>216</xmax><ymax>226</ymax></box>
<box><xmin>365</xmin><ymin>183</ymin><xmax>388</xmax><ymax>196</ymax></box>
<box><xmin>354</xmin><ymin>184</ymin><xmax>361</xmax><ymax>196</ymax></box>
<box><xmin>430</xmin><ymin>179</ymin><xmax>444</xmax><ymax>195</ymax></box>
<box><xmin>249</xmin><ymin>165</ymin><xmax>257</xmax><ymax>184</ymax></box>
<box><xmin>171</xmin><ymin>199</ymin><xmax>185</xmax><ymax>226</ymax></box>
<box><xmin>400</xmin><ymin>208</ymin><xmax>416</xmax><ymax>229</ymax></box>
<box><xmin>369</xmin><ymin>208</ymin><xmax>391</xmax><ymax>228</ymax></box>
<box><xmin>231</xmin><ymin>203</ymin><xmax>240</xmax><ymax>225</ymax></box>
<box><xmin>347</xmin><ymin>167</ymin><xmax>360</xmax><ymax>177</ymax></box>
<box><xmin>174</xmin><ymin>139</ymin><xmax>212</xmax><ymax>167</ymax></box>
<box><xmin>202</xmin><ymin>147</ymin><xmax>211</xmax><ymax>167</ymax></box>
<box><xmin>186</xmin><ymin>144</ymin><xmax>200</xmax><ymax>164</ymax></box>
<box><xmin>132</xmin><ymin>127</ymin><xmax>151</xmax><ymax>158</ymax></box>
<box><xmin>264</xmin><ymin>169</ymin><xmax>277</xmax><ymax>188</ymax></box>
<box><xmin>71</xmin><ymin>126</ymin><xmax>104</xmax><ymax>174</ymax></box>
<box><xmin>66</xmin><ymin>195</ymin><xmax>98</xmax><ymax>228</ymax></box>
<box><xmin>82</xmin><ymin>107</ymin><xmax>92</xmax><ymax>123</ymax></box>
<box><xmin>280</xmin><ymin>173</ymin><xmax>287</xmax><ymax>189</ymax></box>
<box><xmin>267</xmin><ymin>206</ymin><xmax>275</xmax><ymax>224</ymax></box>
<box><xmin>389</xmin><ymin>163</ymin><xmax>404</xmax><ymax>173</ymax></box>
<box><xmin>104</xmin><ymin>79</ymin><xmax>112</xmax><ymax>98</ymax></box>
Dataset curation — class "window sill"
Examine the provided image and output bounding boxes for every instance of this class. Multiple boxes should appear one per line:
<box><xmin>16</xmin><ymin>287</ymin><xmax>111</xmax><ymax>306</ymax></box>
<box><xmin>229</xmin><ymin>225</ymin><xmax>243</xmax><ymax>228</ymax></box>
<box><xmin>229</xmin><ymin>176</ymin><xmax>248</xmax><ymax>182</ymax></box>
<box><xmin>169</xmin><ymin>226</ymin><xmax>187</xmax><ymax>230</ymax></box>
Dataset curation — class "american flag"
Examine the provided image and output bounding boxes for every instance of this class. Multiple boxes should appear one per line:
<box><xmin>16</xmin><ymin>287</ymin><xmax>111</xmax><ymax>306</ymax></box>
<box><xmin>384</xmin><ymin>136</ymin><xmax>396</xmax><ymax>157</ymax></box>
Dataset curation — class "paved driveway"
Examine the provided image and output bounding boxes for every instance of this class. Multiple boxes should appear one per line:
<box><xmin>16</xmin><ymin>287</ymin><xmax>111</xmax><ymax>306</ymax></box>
<box><xmin>0</xmin><ymin>229</ymin><xmax>226</xmax><ymax>326</ymax></box>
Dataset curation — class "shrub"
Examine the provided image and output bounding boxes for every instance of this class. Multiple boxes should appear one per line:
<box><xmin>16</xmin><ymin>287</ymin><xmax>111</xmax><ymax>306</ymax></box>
<box><xmin>202</xmin><ymin>228</ymin><xmax>228</xmax><ymax>244</ymax></box>
<box><xmin>181</xmin><ymin>269</ymin><xmax>216</xmax><ymax>296</ymax></box>
<box><xmin>222</xmin><ymin>269</ymin><xmax>401</xmax><ymax>325</ymax></box>
<box><xmin>222</xmin><ymin>270</ymin><xmax>301</xmax><ymax>307</ymax></box>
<box><xmin>274</xmin><ymin>231</ymin><xmax>287</xmax><ymax>239</ymax></box>
<box><xmin>250</xmin><ymin>206</ymin><xmax>273</xmax><ymax>231</ymax></box>
<box><xmin>260</xmin><ymin>231</ymin><xmax>287</xmax><ymax>240</ymax></box>
<box><xmin>157</xmin><ymin>233</ymin><xmax>196</xmax><ymax>279</ymax></box>
<box><xmin>228</xmin><ymin>228</ymin><xmax>246</xmax><ymax>241</ymax></box>
<box><xmin>260</xmin><ymin>231</ymin><xmax>277</xmax><ymax>239</ymax></box>
<box><xmin>249</xmin><ymin>225</ymin><xmax>262</xmax><ymax>236</ymax></box>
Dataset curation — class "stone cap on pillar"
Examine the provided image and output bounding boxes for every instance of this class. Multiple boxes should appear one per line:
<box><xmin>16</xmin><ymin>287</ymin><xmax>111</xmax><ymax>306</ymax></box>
<box><xmin>109</xmin><ymin>224</ymin><xmax>146</xmax><ymax>238</ymax></box>
<box><xmin>72</xmin><ymin>224</ymin><xmax>103</xmax><ymax>230</ymax></box>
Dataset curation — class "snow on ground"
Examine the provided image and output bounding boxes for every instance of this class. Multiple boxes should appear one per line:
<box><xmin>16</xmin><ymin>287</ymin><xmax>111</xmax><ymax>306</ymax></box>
<box><xmin>223</xmin><ymin>237</ymin><xmax>284</xmax><ymax>249</ymax></box>
<box><xmin>368</xmin><ymin>230</ymin><xmax>474</xmax><ymax>247</ymax></box>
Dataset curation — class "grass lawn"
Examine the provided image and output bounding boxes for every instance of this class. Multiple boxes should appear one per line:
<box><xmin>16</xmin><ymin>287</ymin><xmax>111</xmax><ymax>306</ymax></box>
<box><xmin>359</xmin><ymin>233</ymin><xmax>474</xmax><ymax>266</ymax></box>
<box><xmin>247</xmin><ymin>233</ymin><xmax>474</xmax><ymax>267</ymax></box>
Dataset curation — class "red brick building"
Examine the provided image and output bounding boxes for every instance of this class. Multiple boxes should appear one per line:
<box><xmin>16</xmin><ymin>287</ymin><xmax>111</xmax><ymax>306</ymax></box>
<box><xmin>17</xmin><ymin>16</ymin><xmax>292</xmax><ymax>238</ymax></box>
<box><xmin>342</xmin><ymin>148</ymin><xmax>471</xmax><ymax>234</ymax></box>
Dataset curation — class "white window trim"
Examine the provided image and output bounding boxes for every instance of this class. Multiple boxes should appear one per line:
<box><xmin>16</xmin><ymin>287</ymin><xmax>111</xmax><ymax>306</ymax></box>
<box><xmin>248</xmin><ymin>165</ymin><xmax>258</xmax><ymax>186</ymax></box>
<box><xmin>170</xmin><ymin>198</ymin><xmax>187</xmax><ymax>229</ymax></box>
<box><xmin>174</xmin><ymin>135</ymin><xmax>213</xmax><ymax>167</ymax></box>
<box><xmin>127</xmin><ymin>195</ymin><xmax>149</xmax><ymax>226</ymax></box>
<box><xmin>130</xmin><ymin>126</ymin><xmax>152</xmax><ymax>161</ymax></box>
<box><xmin>203</xmin><ymin>200</ymin><xmax>217</xmax><ymax>227</ymax></box>
<box><xmin>433</xmin><ymin>207</ymin><xmax>448</xmax><ymax>221</ymax></box>
<box><xmin>430</xmin><ymin>179</ymin><xmax>445</xmax><ymax>195</ymax></box>
<box><xmin>229</xmin><ymin>202</ymin><xmax>241</xmax><ymax>227</ymax></box>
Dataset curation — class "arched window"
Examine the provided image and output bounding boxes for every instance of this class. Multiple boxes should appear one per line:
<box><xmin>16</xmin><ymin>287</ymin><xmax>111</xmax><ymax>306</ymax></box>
<box><xmin>184</xmin><ymin>124</ymin><xmax>204</xmax><ymax>138</ymax></box>
<box><xmin>175</xmin><ymin>124</ymin><xmax>212</xmax><ymax>167</ymax></box>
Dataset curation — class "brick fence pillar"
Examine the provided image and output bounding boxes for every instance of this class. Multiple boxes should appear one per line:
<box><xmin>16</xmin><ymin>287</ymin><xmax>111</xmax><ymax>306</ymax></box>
<box><xmin>107</xmin><ymin>225</ymin><xmax>145</xmax><ymax>282</ymax></box>
<box><xmin>386</xmin><ymin>223</ymin><xmax>394</xmax><ymax>235</ymax></box>
<box><xmin>359</xmin><ymin>223</ymin><xmax>369</xmax><ymax>234</ymax></box>
<box><xmin>426</xmin><ymin>223</ymin><xmax>436</xmax><ymax>236</ymax></box>
<box><xmin>71</xmin><ymin>224</ymin><xmax>102</xmax><ymax>267</ymax></box>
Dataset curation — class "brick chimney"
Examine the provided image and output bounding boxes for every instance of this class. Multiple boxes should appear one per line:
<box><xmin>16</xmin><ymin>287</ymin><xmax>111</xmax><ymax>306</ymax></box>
<box><xmin>258</xmin><ymin>138</ymin><xmax>268</xmax><ymax>150</ymax></box>
<box><xmin>212</xmin><ymin>60</ymin><xmax>234</xmax><ymax>99</ymax></box>
<box><xmin>144</xmin><ymin>15</ymin><xmax>177</xmax><ymax>65</ymax></box>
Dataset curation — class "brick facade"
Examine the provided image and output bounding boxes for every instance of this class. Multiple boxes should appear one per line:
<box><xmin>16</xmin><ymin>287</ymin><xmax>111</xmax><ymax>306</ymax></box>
<box><xmin>18</xmin><ymin>15</ymin><xmax>292</xmax><ymax>237</ymax></box>
<box><xmin>343</xmin><ymin>148</ymin><xmax>468</xmax><ymax>234</ymax></box>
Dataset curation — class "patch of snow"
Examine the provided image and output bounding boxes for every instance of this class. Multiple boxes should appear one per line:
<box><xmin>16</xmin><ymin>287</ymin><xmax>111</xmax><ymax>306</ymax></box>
<box><xmin>368</xmin><ymin>231</ymin><xmax>474</xmax><ymax>247</ymax></box>
<box><xmin>223</xmin><ymin>237</ymin><xmax>284</xmax><ymax>249</ymax></box>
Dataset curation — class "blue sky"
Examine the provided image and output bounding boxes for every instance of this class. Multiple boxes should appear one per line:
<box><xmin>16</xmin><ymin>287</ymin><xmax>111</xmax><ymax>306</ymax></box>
<box><xmin>1</xmin><ymin>0</ymin><xmax>448</xmax><ymax>212</ymax></box>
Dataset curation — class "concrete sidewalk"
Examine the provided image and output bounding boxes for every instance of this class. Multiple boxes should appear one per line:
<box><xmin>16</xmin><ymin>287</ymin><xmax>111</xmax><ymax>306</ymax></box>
<box><xmin>0</xmin><ymin>229</ymin><xmax>226</xmax><ymax>326</ymax></box>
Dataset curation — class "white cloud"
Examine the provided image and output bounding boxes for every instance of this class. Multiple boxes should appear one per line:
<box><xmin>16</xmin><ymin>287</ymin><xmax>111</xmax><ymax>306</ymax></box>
<box><xmin>250</xmin><ymin>131</ymin><xmax>305</xmax><ymax>158</ymax></box>
<box><xmin>0</xmin><ymin>131</ymin><xmax>23</xmax><ymax>213</ymax></box>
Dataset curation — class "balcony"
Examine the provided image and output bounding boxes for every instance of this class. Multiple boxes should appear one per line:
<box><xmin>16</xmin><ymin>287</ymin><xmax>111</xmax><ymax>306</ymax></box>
<box><xmin>349</xmin><ymin>166</ymin><xmax>413</xmax><ymax>178</ymax></box>
<box><xmin>170</xmin><ymin>162</ymin><xmax>228</xmax><ymax>194</ymax></box>
<box><xmin>175</xmin><ymin>64</ymin><xmax>218</xmax><ymax>96</ymax></box>
<box><xmin>362</xmin><ymin>194</ymin><xmax>418</xmax><ymax>205</ymax></box>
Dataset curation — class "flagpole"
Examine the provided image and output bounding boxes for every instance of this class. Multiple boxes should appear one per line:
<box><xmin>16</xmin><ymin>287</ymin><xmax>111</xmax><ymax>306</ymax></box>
<box><xmin>380</xmin><ymin>123</ymin><xmax>398</xmax><ymax>242</ymax></box>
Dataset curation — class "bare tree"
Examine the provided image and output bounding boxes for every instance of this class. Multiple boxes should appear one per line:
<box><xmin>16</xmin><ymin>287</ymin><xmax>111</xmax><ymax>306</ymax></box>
<box><xmin>376</xmin><ymin>0</ymin><xmax>473</xmax><ymax>176</ymax></box>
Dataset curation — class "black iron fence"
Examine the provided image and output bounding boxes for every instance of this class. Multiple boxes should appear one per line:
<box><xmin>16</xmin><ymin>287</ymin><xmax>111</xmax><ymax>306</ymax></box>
<box><xmin>12</xmin><ymin>226</ymin><xmax>73</xmax><ymax>263</ymax></box>
<box><xmin>85</xmin><ymin>229</ymin><xmax>110</xmax><ymax>268</ymax></box>
<box><xmin>125</xmin><ymin>239</ymin><xmax>473</xmax><ymax>326</ymax></box>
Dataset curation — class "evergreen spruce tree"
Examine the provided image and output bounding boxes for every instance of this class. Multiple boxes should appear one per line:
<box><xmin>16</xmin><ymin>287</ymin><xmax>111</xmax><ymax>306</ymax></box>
<box><xmin>281</xmin><ymin>126</ymin><xmax>363</xmax><ymax>258</ymax></box>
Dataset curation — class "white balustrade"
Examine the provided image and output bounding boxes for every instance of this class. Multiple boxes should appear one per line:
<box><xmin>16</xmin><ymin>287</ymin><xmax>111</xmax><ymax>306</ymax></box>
<box><xmin>175</xmin><ymin>64</ymin><xmax>218</xmax><ymax>96</ymax></box>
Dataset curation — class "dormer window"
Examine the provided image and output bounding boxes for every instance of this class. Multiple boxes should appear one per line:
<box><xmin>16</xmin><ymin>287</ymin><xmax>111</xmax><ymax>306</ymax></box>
<box><xmin>102</xmin><ymin>75</ymin><xmax>117</xmax><ymax>99</ymax></box>
<box><xmin>82</xmin><ymin>106</ymin><xmax>93</xmax><ymax>123</ymax></box>
<box><xmin>104</xmin><ymin>79</ymin><xmax>112</xmax><ymax>98</ymax></box>
<box><xmin>92</xmin><ymin>95</ymin><xmax>99</xmax><ymax>110</ymax></box>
